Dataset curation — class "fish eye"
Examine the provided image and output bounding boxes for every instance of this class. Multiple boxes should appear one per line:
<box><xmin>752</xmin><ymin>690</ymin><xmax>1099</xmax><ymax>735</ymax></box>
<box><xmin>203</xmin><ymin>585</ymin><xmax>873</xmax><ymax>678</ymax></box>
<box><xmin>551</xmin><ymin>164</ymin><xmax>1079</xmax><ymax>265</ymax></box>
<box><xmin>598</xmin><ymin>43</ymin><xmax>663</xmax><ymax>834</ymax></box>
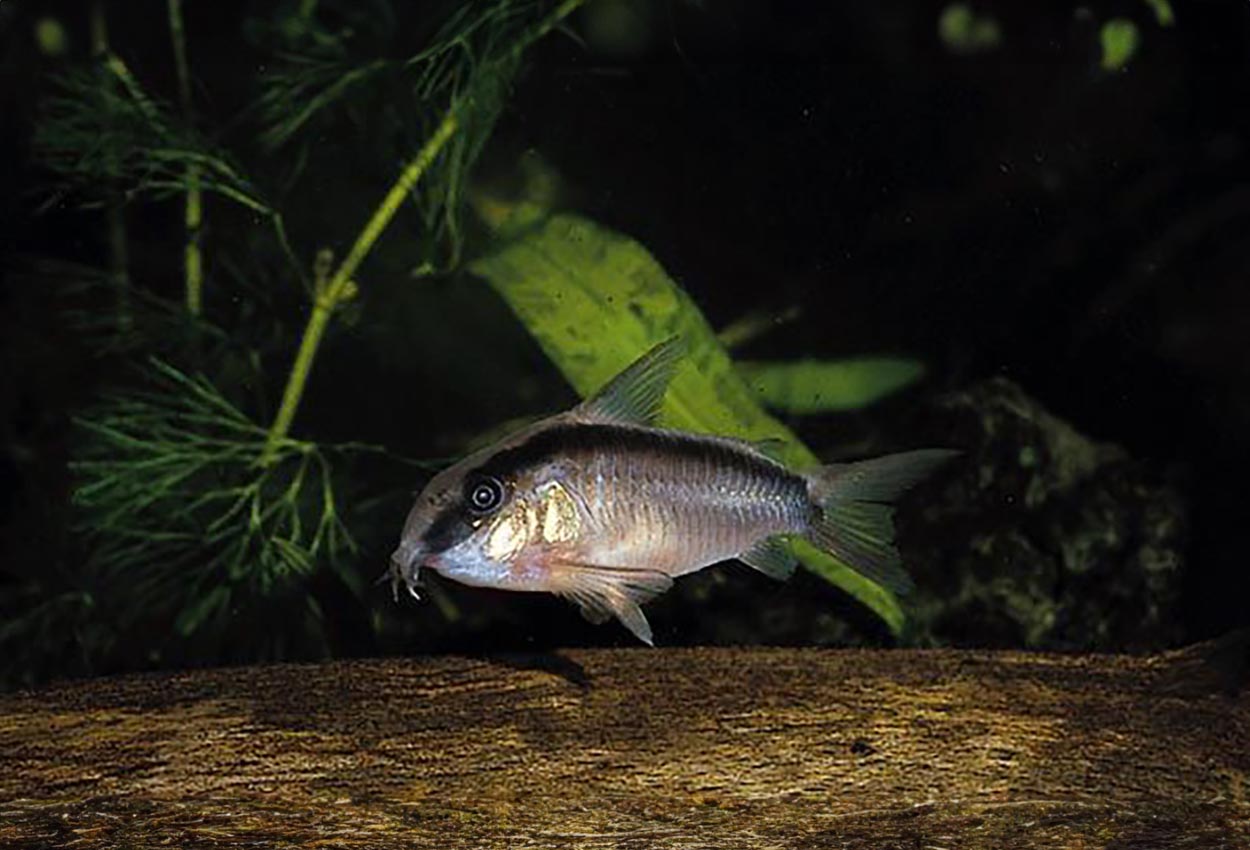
<box><xmin>466</xmin><ymin>476</ymin><xmax>505</xmax><ymax>514</ymax></box>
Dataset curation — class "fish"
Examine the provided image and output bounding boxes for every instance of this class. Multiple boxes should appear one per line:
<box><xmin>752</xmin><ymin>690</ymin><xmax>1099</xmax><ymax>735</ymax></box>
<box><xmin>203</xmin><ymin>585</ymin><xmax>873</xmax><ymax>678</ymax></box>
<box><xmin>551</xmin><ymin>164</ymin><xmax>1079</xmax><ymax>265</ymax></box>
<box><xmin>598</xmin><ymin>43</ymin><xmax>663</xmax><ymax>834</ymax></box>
<box><xmin>390</xmin><ymin>338</ymin><xmax>956</xmax><ymax>644</ymax></box>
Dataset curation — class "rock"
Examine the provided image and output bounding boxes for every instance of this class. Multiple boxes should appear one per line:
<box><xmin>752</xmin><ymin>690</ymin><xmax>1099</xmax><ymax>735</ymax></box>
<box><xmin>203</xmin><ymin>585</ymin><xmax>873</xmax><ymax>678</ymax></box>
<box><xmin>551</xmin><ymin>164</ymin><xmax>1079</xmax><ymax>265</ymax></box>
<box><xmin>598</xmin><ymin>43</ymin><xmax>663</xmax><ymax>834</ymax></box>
<box><xmin>901</xmin><ymin>378</ymin><xmax>1186</xmax><ymax>650</ymax></box>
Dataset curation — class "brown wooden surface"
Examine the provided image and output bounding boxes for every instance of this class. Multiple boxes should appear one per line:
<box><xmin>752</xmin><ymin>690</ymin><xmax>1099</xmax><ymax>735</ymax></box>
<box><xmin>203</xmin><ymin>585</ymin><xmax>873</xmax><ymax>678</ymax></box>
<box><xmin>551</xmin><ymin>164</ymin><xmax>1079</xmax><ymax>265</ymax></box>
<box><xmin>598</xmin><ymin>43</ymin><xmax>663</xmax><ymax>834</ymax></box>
<box><xmin>2</xmin><ymin>637</ymin><xmax>1248</xmax><ymax>849</ymax></box>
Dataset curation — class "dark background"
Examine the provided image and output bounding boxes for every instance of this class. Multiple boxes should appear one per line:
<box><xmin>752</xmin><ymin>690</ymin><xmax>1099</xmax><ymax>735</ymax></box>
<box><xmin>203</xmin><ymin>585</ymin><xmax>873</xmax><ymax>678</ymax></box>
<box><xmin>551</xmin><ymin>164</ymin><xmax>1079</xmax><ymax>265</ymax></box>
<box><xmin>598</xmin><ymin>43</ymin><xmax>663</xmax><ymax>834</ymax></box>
<box><xmin>2</xmin><ymin>0</ymin><xmax>1249</xmax><ymax>683</ymax></box>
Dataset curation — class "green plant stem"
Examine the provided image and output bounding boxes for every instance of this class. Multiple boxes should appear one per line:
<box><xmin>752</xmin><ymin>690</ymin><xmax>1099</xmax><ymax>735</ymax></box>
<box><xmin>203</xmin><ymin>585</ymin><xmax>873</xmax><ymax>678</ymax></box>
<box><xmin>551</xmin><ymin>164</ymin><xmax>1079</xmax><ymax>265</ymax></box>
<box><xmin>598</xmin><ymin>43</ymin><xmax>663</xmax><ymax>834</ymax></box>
<box><xmin>260</xmin><ymin>110</ymin><xmax>460</xmax><ymax>464</ymax></box>
<box><xmin>91</xmin><ymin>0</ymin><xmax>131</xmax><ymax>331</ymax></box>
<box><xmin>184</xmin><ymin>176</ymin><xmax>203</xmax><ymax>314</ymax></box>
<box><xmin>259</xmin><ymin>0</ymin><xmax>587</xmax><ymax>464</ymax></box>
<box><xmin>337</xmin><ymin>112</ymin><xmax>460</xmax><ymax>296</ymax></box>
<box><xmin>167</xmin><ymin>0</ymin><xmax>203</xmax><ymax>315</ymax></box>
<box><xmin>260</xmin><ymin>285</ymin><xmax>338</xmax><ymax>465</ymax></box>
<box><xmin>534</xmin><ymin>0</ymin><xmax>587</xmax><ymax>47</ymax></box>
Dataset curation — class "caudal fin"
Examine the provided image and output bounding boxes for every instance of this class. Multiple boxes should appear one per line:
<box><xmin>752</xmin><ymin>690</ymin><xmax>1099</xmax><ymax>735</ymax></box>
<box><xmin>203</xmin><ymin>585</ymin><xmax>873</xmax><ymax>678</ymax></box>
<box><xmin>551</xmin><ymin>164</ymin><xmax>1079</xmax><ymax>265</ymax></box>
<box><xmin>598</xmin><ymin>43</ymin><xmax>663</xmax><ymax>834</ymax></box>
<box><xmin>805</xmin><ymin>449</ymin><xmax>958</xmax><ymax>594</ymax></box>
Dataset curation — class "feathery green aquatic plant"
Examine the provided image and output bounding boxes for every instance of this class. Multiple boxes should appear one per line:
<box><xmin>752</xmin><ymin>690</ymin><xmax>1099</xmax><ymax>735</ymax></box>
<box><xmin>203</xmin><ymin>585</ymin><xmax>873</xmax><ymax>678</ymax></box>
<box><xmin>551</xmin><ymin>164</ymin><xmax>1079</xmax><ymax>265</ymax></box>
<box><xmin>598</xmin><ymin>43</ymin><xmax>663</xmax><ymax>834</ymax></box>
<box><xmin>72</xmin><ymin>360</ymin><xmax>357</xmax><ymax>639</ymax></box>
<box><xmin>255</xmin><ymin>0</ymin><xmax>584</xmax><ymax>271</ymax></box>
<box><xmin>31</xmin><ymin>50</ymin><xmax>302</xmax><ymax>307</ymax></box>
<box><xmin>34</xmin><ymin>64</ymin><xmax>264</xmax><ymax>215</ymax></box>
<box><xmin>258</xmin><ymin>0</ymin><xmax>587</xmax><ymax>462</ymax></box>
<box><xmin>6</xmin><ymin>1</ymin><xmax>942</xmax><ymax>686</ymax></box>
<box><xmin>5</xmin><ymin>2</ymin><xmax>590</xmax><ymax>684</ymax></box>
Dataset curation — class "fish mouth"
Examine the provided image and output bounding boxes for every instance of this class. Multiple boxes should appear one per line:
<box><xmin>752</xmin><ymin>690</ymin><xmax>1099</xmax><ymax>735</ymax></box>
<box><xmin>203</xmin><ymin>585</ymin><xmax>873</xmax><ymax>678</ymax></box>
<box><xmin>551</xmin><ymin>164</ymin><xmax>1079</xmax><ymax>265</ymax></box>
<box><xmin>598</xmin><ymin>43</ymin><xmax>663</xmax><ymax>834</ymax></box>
<box><xmin>389</xmin><ymin>542</ymin><xmax>425</xmax><ymax>602</ymax></box>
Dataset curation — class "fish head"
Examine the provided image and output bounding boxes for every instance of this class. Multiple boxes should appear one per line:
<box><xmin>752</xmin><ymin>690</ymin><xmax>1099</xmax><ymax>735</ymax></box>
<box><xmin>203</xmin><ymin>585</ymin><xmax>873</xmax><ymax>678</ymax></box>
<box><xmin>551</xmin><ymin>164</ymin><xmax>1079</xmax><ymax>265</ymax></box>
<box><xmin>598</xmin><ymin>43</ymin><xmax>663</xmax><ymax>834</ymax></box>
<box><xmin>392</xmin><ymin>427</ymin><xmax>578</xmax><ymax>595</ymax></box>
<box><xmin>391</xmin><ymin>458</ymin><xmax>512</xmax><ymax>590</ymax></box>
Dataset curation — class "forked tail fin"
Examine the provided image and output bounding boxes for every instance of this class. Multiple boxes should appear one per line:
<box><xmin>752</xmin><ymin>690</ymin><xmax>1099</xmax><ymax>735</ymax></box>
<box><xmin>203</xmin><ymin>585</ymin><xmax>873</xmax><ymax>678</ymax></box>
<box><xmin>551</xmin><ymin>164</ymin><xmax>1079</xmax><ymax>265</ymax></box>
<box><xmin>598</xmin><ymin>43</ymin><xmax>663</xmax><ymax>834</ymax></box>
<box><xmin>804</xmin><ymin>449</ymin><xmax>959</xmax><ymax>594</ymax></box>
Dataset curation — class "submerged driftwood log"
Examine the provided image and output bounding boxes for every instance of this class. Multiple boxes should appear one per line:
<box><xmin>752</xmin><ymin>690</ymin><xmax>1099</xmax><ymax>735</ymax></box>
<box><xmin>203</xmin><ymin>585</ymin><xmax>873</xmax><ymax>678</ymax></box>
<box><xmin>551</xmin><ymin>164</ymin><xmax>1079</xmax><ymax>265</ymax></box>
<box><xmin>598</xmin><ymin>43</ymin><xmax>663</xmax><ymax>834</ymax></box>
<box><xmin>1</xmin><ymin>639</ymin><xmax>1247</xmax><ymax>849</ymax></box>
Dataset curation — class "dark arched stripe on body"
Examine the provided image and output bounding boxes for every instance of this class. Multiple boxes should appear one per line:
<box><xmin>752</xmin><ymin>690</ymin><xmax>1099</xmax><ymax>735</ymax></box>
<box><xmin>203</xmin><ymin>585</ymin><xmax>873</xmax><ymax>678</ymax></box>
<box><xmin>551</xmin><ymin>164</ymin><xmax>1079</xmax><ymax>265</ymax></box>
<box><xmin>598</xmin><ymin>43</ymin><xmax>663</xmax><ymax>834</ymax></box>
<box><xmin>482</xmin><ymin>423</ymin><xmax>809</xmax><ymax>499</ymax></box>
<box><xmin>419</xmin><ymin>422</ymin><xmax>811</xmax><ymax>554</ymax></box>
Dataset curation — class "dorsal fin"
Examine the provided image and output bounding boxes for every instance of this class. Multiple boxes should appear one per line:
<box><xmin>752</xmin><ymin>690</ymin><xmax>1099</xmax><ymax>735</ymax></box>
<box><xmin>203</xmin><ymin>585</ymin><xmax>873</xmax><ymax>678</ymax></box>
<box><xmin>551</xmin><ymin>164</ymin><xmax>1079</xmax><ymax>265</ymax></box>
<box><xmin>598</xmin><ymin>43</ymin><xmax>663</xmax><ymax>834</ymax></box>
<box><xmin>748</xmin><ymin>437</ymin><xmax>791</xmax><ymax>462</ymax></box>
<box><xmin>575</xmin><ymin>337</ymin><xmax>685</xmax><ymax>426</ymax></box>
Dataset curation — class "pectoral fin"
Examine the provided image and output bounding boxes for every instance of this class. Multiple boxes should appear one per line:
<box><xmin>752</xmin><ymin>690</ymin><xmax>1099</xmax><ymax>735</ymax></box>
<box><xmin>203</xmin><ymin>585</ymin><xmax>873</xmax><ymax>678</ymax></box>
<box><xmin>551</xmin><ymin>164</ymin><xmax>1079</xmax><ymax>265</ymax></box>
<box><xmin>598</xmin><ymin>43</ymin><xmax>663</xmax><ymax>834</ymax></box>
<box><xmin>552</xmin><ymin>564</ymin><xmax>673</xmax><ymax>645</ymax></box>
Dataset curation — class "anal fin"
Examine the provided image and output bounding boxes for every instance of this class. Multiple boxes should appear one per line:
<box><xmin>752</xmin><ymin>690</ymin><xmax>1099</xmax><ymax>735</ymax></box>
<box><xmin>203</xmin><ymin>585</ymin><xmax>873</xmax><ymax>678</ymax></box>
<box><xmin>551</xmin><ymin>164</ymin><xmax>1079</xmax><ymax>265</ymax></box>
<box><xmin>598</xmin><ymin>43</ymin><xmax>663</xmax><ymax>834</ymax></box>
<box><xmin>553</xmin><ymin>565</ymin><xmax>673</xmax><ymax>646</ymax></box>
<box><xmin>738</xmin><ymin>536</ymin><xmax>798</xmax><ymax>581</ymax></box>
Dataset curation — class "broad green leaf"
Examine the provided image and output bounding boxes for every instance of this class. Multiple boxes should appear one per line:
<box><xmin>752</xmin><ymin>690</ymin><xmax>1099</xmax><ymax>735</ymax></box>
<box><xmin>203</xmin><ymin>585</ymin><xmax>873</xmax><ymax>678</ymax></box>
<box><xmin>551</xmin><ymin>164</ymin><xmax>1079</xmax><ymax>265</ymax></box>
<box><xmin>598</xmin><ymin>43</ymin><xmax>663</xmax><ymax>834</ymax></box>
<box><xmin>738</xmin><ymin>358</ymin><xmax>925</xmax><ymax>414</ymax></box>
<box><xmin>1100</xmin><ymin>19</ymin><xmax>1139</xmax><ymax>71</ymax></box>
<box><xmin>468</xmin><ymin>212</ymin><xmax>906</xmax><ymax>635</ymax></box>
<box><xmin>717</xmin><ymin>305</ymin><xmax>801</xmax><ymax>350</ymax></box>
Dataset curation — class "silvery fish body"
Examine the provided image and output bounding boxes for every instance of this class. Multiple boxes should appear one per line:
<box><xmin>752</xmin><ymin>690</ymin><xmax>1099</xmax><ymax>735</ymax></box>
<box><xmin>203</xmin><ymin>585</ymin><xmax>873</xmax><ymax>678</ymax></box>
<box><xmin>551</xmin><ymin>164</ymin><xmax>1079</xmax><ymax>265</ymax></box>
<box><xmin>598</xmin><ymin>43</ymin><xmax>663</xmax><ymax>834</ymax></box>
<box><xmin>391</xmin><ymin>340</ymin><xmax>954</xmax><ymax>644</ymax></box>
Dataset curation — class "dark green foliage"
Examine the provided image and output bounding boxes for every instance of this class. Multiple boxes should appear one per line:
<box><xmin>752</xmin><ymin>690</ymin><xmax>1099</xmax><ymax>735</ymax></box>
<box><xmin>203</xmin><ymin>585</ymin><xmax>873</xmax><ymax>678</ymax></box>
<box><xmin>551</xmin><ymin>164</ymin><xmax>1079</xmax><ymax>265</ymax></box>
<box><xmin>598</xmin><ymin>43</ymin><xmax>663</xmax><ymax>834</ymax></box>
<box><xmin>1</xmin><ymin>0</ymin><xmax>952</xmax><ymax>689</ymax></box>
<box><xmin>2</xmin><ymin>0</ymin><xmax>588</xmax><ymax>688</ymax></box>
<box><xmin>253</xmin><ymin>0</ymin><xmax>563</xmax><ymax>270</ymax></box>
<box><xmin>71</xmin><ymin>361</ymin><xmax>356</xmax><ymax>630</ymax></box>
<box><xmin>33</xmin><ymin>62</ymin><xmax>269</xmax><ymax>215</ymax></box>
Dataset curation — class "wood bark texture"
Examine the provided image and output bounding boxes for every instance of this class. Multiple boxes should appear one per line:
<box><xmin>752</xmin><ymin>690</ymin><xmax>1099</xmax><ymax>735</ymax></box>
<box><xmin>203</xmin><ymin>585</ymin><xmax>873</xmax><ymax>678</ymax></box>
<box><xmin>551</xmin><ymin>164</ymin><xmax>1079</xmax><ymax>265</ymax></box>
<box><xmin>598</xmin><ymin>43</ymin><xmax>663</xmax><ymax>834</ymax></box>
<box><xmin>2</xmin><ymin>638</ymin><xmax>1248</xmax><ymax>849</ymax></box>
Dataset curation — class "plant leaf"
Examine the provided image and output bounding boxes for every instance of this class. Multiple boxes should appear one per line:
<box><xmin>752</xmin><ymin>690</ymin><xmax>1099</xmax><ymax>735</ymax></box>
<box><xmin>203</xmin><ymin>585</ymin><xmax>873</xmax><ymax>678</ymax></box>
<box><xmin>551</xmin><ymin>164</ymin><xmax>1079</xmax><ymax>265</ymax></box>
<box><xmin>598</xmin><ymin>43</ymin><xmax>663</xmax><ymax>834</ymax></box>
<box><xmin>737</xmin><ymin>358</ymin><xmax>925</xmax><ymax>414</ymax></box>
<box><xmin>938</xmin><ymin>3</ymin><xmax>1001</xmax><ymax>54</ymax></box>
<box><xmin>1100</xmin><ymin>19</ymin><xmax>1140</xmax><ymax>71</ymax></box>
<box><xmin>469</xmin><ymin>212</ymin><xmax>907</xmax><ymax>635</ymax></box>
<box><xmin>1142</xmin><ymin>0</ymin><xmax>1174</xmax><ymax>27</ymax></box>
